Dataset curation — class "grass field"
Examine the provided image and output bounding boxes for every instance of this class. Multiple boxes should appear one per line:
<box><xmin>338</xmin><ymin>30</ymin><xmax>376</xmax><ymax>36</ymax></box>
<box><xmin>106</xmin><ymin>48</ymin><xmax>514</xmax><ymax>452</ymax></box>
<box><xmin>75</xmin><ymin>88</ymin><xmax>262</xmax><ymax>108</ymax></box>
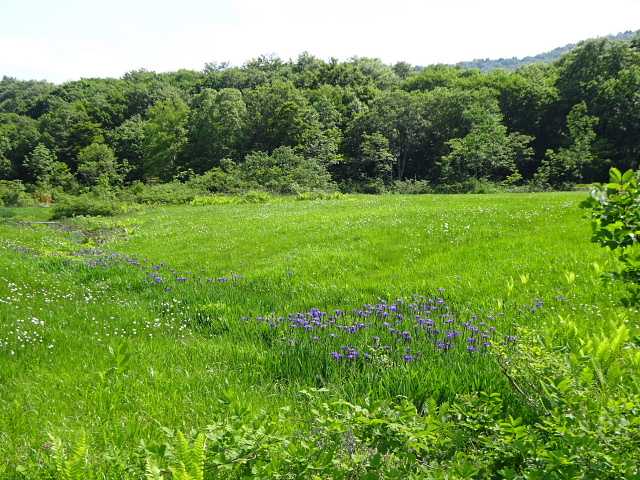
<box><xmin>1</xmin><ymin>192</ymin><xmax>638</xmax><ymax>478</ymax></box>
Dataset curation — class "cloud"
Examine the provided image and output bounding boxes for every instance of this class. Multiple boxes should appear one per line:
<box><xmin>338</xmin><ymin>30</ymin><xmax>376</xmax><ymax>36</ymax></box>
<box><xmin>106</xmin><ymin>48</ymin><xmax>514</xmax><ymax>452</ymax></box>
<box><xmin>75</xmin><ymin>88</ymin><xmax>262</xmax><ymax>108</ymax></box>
<box><xmin>115</xmin><ymin>22</ymin><xmax>140</xmax><ymax>33</ymax></box>
<box><xmin>0</xmin><ymin>35</ymin><xmax>141</xmax><ymax>82</ymax></box>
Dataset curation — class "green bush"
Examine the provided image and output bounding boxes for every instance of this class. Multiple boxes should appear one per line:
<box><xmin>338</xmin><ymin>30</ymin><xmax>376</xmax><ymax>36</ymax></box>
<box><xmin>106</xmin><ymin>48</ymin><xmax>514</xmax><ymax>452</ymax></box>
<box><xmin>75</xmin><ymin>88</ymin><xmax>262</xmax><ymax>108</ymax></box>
<box><xmin>50</xmin><ymin>194</ymin><xmax>124</xmax><ymax>219</ymax></box>
<box><xmin>239</xmin><ymin>147</ymin><xmax>336</xmax><ymax>194</ymax></box>
<box><xmin>435</xmin><ymin>178</ymin><xmax>503</xmax><ymax>194</ymax></box>
<box><xmin>295</xmin><ymin>190</ymin><xmax>347</xmax><ymax>201</ymax></box>
<box><xmin>241</xmin><ymin>190</ymin><xmax>273</xmax><ymax>203</ymax></box>
<box><xmin>132</xmin><ymin>182</ymin><xmax>200</xmax><ymax>205</ymax></box>
<box><xmin>0</xmin><ymin>180</ymin><xmax>34</xmax><ymax>207</ymax></box>
<box><xmin>190</xmin><ymin>195</ymin><xmax>240</xmax><ymax>206</ymax></box>
<box><xmin>187</xmin><ymin>167</ymin><xmax>247</xmax><ymax>194</ymax></box>
<box><xmin>392</xmin><ymin>179</ymin><xmax>433</xmax><ymax>194</ymax></box>
<box><xmin>580</xmin><ymin>167</ymin><xmax>640</xmax><ymax>304</ymax></box>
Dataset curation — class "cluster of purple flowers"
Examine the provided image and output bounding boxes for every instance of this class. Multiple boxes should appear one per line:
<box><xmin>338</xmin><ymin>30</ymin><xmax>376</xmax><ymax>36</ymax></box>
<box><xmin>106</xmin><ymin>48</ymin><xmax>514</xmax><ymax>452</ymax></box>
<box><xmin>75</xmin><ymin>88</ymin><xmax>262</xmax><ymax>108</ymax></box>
<box><xmin>331</xmin><ymin>346</ymin><xmax>369</xmax><ymax>360</ymax></box>
<box><xmin>245</xmin><ymin>292</ymin><xmax>531</xmax><ymax>365</ymax></box>
<box><xmin>14</xmin><ymin>247</ymin><xmax>245</xmax><ymax>288</ymax></box>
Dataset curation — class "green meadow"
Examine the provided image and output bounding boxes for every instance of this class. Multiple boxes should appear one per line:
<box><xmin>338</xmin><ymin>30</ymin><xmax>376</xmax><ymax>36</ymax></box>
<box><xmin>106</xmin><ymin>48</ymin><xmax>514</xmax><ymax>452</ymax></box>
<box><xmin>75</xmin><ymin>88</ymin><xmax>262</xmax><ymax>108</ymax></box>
<box><xmin>1</xmin><ymin>192</ymin><xmax>639</xmax><ymax>479</ymax></box>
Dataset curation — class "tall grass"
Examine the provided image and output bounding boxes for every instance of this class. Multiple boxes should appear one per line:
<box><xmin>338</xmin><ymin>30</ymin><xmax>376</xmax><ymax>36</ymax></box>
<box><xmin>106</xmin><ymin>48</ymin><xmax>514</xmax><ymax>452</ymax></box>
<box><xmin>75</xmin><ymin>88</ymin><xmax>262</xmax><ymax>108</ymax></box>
<box><xmin>0</xmin><ymin>193</ymin><xmax>636</xmax><ymax>477</ymax></box>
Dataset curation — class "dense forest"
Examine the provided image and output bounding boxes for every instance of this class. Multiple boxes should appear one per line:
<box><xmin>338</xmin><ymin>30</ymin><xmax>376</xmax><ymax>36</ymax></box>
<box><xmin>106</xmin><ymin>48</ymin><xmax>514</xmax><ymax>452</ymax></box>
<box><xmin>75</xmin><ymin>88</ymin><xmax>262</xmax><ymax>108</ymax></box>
<box><xmin>1</xmin><ymin>31</ymin><xmax>640</xmax><ymax>201</ymax></box>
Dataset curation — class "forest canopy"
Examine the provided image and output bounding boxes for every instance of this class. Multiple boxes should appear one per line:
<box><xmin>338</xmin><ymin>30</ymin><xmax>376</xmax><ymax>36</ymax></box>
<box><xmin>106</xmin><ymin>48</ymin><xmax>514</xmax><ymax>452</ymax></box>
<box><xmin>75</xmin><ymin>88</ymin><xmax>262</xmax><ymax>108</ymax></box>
<box><xmin>1</xmin><ymin>31</ymin><xmax>640</xmax><ymax>198</ymax></box>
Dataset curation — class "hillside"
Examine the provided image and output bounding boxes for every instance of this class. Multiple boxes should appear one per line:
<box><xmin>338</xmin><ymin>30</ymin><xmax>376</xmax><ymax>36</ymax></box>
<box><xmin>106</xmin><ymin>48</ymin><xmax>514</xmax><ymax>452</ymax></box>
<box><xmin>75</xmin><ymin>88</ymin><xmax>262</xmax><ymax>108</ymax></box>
<box><xmin>451</xmin><ymin>30</ymin><xmax>638</xmax><ymax>72</ymax></box>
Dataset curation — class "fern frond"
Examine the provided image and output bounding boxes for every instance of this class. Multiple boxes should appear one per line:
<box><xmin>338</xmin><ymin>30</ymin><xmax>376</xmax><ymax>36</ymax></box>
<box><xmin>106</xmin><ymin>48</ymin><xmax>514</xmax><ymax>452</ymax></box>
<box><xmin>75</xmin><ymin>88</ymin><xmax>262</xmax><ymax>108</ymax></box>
<box><xmin>48</xmin><ymin>433</ymin><xmax>67</xmax><ymax>479</ymax></box>
<box><xmin>65</xmin><ymin>429</ymin><xmax>88</xmax><ymax>480</ymax></box>
<box><xmin>47</xmin><ymin>429</ymin><xmax>88</xmax><ymax>480</ymax></box>
<box><xmin>144</xmin><ymin>457</ymin><xmax>165</xmax><ymax>480</ymax></box>
<box><xmin>168</xmin><ymin>431</ymin><xmax>205</xmax><ymax>480</ymax></box>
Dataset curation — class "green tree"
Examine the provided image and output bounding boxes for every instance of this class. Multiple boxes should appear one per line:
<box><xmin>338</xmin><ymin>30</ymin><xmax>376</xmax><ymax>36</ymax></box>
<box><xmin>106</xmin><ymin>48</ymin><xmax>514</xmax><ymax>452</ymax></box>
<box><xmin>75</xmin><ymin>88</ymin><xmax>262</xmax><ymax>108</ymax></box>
<box><xmin>69</xmin><ymin>121</ymin><xmax>105</xmax><ymax>156</ymax></box>
<box><xmin>416</xmin><ymin>88</ymin><xmax>494</xmax><ymax>180</ymax></box>
<box><xmin>106</xmin><ymin>114</ymin><xmax>146</xmax><ymax>182</ymax></box>
<box><xmin>401</xmin><ymin>64</ymin><xmax>465</xmax><ymax>91</ymax></box>
<box><xmin>550</xmin><ymin>35</ymin><xmax>640</xmax><ymax>173</ymax></box>
<box><xmin>0</xmin><ymin>76</ymin><xmax>54</xmax><ymax>116</ymax></box>
<box><xmin>348</xmin><ymin>57</ymin><xmax>401</xmax><ymax>90</ymax></box>
<box><xmin>241</xmin><ymin>54</ymin><xmax>292</xmax><ymax>88</ymax></box>
<box><xmin>308</xmin><ymin>92</ymin><xmax>342</xmax><ymax>130</ymax></box>
<box><xmin>554</xmin><ymin>37</ymin><xmax>635</xmax><ymax>110</ymax></box>
<box><xmin>50</xmin><ymin>78</ymin><xmax>130</xmax><ymax>129</ymax></box>
<box><xmin>0</xmin><ymin>129</ymin><xmax>12</xmax><ymax>179</ymax></box>
<box><xmin>187</xmin><ymin>88</ymin><xmax>247</xmax><ymax>172</ymax></box>
<box><xmin>480</xmin><ymin>68</ymin><xmax>557</xmax><ymax>159</ymax></box>
<box><xmin>37</xmin><ymin>98</ymin><xmax>90</xmax><ymax>165</ymax></box>
<box><xmin>0</xmin><ymin>113</ymin><xmax>41</xmax><ymax>180</ymax></box>
<box><xmin>393</xmin><ymin>61</ymin><xmax>416</xmax><ymax>81</ymax></box>
<box><xmin>346</xmin><ymin>90</ymin><xmax>428</xmax><ymax>180</ymax></box>
<box><xmin>292</xmin><ymin>52</ymin><xmax>326</xmax><ymax>89</ymax></box>
<box><xmin>24</xmin><ymin>143</ymin><xmax>75</xmax><ymax>191</ymax></box>
<box><xmin>536</xmin><ymin>101</ymin><xmax>602</xmax><ymax>186</ymax></box>
<box><xmin>599</xmin><ymin>64</ymin><xmax>640</xmax><ymax>170</ymax></box>
<box><xmin>359</xmin><ymin>132</ymin><xmax>395</xmax><ymax>184</ymax></box>
<box><xmin>23</xmin><ymin>143</ymin><xmax>56</xmax><ymax>183</ymax></box>
<box><xmin>76</xmin><ymin>143</ymin><xmax>122</xmax><ymax>187</ymax></box>
<box><xmin>440</xmin><ymin>102</ymin><xmax>533</xmax><ymax>182</ymax></box>
<box><xmin>142</xmin><ymin>97</ymin><xmax>189</xmax><ymax>181</ymax></box>
<box><xmin>243</xmin><ymin>81</ymin><xmax>321</xmax><ymax>154</ymax></box>
<box><xmin>319</xmin><ymin>58</ymin><xmax>366</xmax><ymax>89</ymax></box>
<box><xmin>580</xmin><ymin>167</ymin><xmax>640</xmax><ymax>304</ymax></box>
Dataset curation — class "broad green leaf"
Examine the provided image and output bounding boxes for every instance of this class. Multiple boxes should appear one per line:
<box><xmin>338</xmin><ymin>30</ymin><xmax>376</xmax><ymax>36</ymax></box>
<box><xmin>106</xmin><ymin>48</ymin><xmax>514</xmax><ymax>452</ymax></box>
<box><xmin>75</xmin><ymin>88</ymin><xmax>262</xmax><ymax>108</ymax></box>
<box><xmin>610</xmin><ymin>167</ymin><xmax>622</xmax><ymax>183</ymax></box>
<box><xmin>621</xmin><ymin>169</ymin><xmax>635</xmax><ymax>183</ymax></box>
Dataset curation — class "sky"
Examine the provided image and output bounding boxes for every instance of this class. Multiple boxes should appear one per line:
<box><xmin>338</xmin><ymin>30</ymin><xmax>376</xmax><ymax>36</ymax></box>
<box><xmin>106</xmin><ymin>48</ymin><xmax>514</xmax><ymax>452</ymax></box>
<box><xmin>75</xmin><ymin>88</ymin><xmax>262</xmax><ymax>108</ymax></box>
<box><xmin>1</xmin><ymin>0</ymin><xmax>639</xmax><ymax>84</ymax></box>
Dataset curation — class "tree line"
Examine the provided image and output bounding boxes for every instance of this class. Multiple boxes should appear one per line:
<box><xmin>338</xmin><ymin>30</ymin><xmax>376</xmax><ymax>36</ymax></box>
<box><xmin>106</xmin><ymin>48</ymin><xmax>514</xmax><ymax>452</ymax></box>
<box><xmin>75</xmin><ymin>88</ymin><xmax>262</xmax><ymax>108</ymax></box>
<box><xmin>455</xmin><ymin>30</ymin><xmax>637</xmax><ymax>73</ymax></box>
<box><xmin>1</xmin><ymin>32</ymin><xmax>639</xmax><ymax>198</ymax></box>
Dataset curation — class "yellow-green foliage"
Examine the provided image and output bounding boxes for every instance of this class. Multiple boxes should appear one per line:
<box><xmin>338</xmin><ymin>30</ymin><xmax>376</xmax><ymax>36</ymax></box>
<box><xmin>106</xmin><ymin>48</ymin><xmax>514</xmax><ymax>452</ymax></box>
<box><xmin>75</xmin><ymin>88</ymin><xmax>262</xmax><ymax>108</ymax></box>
<box><xmin>168</xmin><ymin>432</ymin><xmax>205</xmax><ymax>480</ymax></box>
<box><xmin>49</xmin><ymin>430</ymin><xmax>89</xmax><ymax>480</ymax></box>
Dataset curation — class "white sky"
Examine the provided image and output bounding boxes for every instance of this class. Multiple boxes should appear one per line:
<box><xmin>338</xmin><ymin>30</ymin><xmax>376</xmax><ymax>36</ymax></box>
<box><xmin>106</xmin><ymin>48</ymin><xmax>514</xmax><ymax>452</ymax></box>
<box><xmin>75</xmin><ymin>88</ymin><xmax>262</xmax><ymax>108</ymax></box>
<box><xmin>1</xmin><ymin>0</ymin><xmax>639</xmax><ymax>84</ymax></box>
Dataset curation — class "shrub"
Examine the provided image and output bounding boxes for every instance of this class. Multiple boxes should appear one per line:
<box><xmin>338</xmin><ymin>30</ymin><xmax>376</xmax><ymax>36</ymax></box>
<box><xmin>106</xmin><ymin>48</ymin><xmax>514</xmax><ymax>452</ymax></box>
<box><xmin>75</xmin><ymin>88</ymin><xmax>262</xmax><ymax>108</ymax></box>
<box><xmin>392</xmin><ymin>179</ymin><xmax>433</xmax><ymax>194</ymax></box>
<box><xmin>190</xmin><ymin>195</ymin><xmax>240</xmax><ymax>206</ymax></box>
<box><xmin>0</xmin><ymin>180</ymin><xmax>34</xmax><ymax>207</ymax></box>
<box><xmin>435</xmin><ymin>178</ymin><xmax>502</xmax><ymax>194</ymax></box>
<box><xmin>580</xmin><ymin>167</ymin><xmax>640</xmax><ymax>304</ymax></box>
<box><xmin>241</xmin><ymin>190</ymin><xmax>273</xmax><ymax>203</ymax></box>
<box><xmin>239</xmin><ymin>147</ymin><xmax>336</xmax><ymax>194</ymax></box>
<box><xmin>295</xmin><ymin>190</ymin><xmax>347</xmax><ymax>201</ymax></box>
<box><xmin>187</xmin><ymin>167</ymin><xmax>247</xmax><ymax>194</ymax></box>
<box><xmin>132</xmin><ymin>182</ymin><xmax>200</xmax><ymax>205</ymax></box>
<box><xmin>50</xmin><ymin>194</ymin><xmax>124</xmax><ymax>219</ymax></box>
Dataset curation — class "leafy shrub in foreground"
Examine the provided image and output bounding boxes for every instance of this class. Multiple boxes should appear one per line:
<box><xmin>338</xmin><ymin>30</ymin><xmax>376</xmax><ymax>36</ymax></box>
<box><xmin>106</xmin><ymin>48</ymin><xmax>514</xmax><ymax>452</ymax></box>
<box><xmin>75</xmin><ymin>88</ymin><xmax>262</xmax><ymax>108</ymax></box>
<box><xmin>580</xmin><ymin>167</ymin><xmax>640</xmax><ymax>304</ymax></box>
<box><xmin>43</xmin><ymin>387</ymin><xmax>640</xmax><ymax>479</ymax></box>
<box><xmin>136</xmin><ymin>325</ymin><xmax>640</xmax><ymax>479</ymax></box>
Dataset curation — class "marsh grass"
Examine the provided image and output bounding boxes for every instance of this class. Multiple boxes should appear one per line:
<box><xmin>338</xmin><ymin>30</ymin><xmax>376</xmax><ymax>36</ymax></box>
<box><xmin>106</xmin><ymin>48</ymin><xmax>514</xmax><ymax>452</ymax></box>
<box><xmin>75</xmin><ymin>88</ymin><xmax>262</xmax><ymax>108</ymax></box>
<box><xmin>0</xmin><ymin>193</ymin><xmax>637</xmax><ymax>477</ymax></box>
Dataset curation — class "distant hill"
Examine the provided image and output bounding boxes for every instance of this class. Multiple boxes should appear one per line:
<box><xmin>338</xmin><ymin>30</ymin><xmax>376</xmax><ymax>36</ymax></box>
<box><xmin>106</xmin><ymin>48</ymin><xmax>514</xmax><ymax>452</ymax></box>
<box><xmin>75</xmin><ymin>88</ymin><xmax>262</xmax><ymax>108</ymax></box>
<box><xmin>451</xmin><ymin>30</ymin><xmax>638</xmax><ymax>73</ymax></box>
